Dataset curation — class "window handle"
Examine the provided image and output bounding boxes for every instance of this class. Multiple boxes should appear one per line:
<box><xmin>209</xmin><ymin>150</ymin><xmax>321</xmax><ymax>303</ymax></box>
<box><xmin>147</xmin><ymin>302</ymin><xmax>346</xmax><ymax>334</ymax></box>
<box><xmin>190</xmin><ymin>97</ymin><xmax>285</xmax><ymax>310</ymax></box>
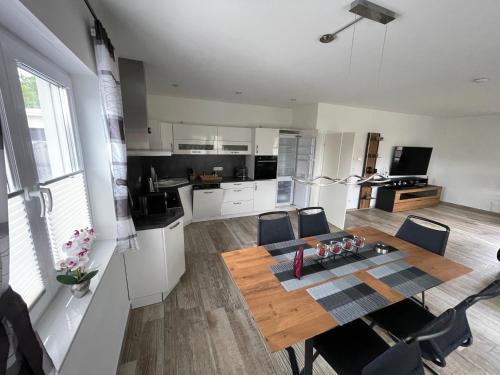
<box><xmin>40</xmin><ymin>187</ymin><xmax>53</xmax><ymax>214</ymax></box>
<box><xmin>24</xmin><ymin>187</ymin><xmax>53</xmax><ymax>217</ymax></box>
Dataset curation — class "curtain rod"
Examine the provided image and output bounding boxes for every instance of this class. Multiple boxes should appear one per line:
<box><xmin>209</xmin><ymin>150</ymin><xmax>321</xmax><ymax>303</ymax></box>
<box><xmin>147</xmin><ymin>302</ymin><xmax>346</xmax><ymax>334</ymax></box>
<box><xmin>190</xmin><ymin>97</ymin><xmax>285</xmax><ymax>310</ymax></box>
<box><xmin>83</xmin><ymin>0</ymin><xmax>99</xmax><ymax>21</ymax></box>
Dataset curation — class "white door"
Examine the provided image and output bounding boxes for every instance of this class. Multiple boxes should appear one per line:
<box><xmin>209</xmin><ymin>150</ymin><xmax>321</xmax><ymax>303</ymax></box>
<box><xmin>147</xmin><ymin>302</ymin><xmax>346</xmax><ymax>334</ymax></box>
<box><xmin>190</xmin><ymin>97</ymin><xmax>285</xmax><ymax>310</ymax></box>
<box><xmin>163</xmin><ymin>218</ymin><xmax>185</xmax><ymax>296</ymax></box>
<box><xmin>254</xmin><ymin>180</ymin><xmax>277</xmax><ymax>211</ymax></box>
<box><xmin>124</xmin><ymin>228</ymin><xmax>166</xmax><ymax>300</ymax></box>
<box><xmin>317</xmin><ymin>133</ymin><xmax>355</xmax><ymax>229</ymax></box>
<box><xmin>254</xmin><ymin>128</ymin><xmax>279</xmax><ymax>155</ymax></box>
<box><xmin>192</xmin><ymin>188</ymin><xmax>223</xmax><ymax>219</ymax></box>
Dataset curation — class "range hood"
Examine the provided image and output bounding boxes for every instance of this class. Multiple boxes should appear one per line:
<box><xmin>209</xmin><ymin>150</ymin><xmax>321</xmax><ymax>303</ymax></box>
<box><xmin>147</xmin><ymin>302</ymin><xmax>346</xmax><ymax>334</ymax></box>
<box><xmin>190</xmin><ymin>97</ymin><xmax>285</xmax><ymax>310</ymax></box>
<box><xmin>119</xmin><ymin>58</ymin><xmax>172</xmax><ymax>156</ymax></box>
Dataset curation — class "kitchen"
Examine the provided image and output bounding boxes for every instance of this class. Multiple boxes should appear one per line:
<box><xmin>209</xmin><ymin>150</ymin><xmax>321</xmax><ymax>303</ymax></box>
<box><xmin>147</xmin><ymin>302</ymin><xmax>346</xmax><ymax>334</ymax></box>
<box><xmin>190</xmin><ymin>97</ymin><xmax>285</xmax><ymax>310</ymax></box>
<box><xmin>120</xmin><ymin>58</ymin><xmax>316</xmax><ymax>308</ymax></box>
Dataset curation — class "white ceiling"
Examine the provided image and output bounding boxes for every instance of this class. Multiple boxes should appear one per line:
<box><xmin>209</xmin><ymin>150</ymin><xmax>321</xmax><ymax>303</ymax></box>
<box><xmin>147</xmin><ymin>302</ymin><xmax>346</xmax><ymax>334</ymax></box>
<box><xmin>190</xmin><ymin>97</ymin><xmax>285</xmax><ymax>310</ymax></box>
<box><xmin>100</xmin><ymin>0</ymin><xmax>500</xmax><ymax>116</ymax></box>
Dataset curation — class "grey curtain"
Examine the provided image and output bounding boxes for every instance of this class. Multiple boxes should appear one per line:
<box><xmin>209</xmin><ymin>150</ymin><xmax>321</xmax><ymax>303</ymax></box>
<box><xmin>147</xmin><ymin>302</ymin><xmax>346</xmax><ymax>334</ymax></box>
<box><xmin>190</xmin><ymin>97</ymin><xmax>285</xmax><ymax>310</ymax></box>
<box><xmin>92</xmin><ymin>20</ymin><xmax>139</xmax><ymax>253</ymax></box>
<box><xmin>0</xmin><ymin>122</ymin><xmax>54</xmax><ymax>373</ymax></box>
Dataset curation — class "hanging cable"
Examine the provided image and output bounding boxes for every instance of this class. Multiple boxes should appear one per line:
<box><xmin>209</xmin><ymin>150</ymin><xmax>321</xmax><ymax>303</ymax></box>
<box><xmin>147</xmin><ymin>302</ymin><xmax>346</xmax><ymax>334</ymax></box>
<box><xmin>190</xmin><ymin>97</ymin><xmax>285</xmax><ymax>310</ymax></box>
<box><xmin>348</xmin><ymin>15</ymin><xmax>358</xmax><ymax>78</ymax></box>
<box><xmin>376</xmin><ymin>24</ymin><xmax>388</xmax><ymax>89</ymax></box>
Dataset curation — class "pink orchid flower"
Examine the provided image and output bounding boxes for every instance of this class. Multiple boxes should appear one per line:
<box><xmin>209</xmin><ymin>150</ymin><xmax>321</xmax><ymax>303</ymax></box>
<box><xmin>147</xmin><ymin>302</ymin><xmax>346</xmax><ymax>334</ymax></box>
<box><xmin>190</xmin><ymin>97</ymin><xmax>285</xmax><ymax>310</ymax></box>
<box><xmin>73</xmin><ymin>229</ymin><xmax>80</xmax><ymax>237</ymax></box>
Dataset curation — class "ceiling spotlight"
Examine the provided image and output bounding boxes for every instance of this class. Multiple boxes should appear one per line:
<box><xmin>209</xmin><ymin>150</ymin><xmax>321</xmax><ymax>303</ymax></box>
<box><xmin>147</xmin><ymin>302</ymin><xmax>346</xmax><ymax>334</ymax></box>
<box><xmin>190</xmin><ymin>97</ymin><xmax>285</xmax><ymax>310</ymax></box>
<box><xmin>235</xmin><ymin>91</ymin><xmax>243</xmax><ymax>95</ymax></box>
<box><xmin>171</xmin><ymin>83</ymin><xmax>179</xmax><ymax>87</ymax></box>
<box><xmin>290</xmin><ymin>98</ymin><xmax>297</xmax><ymax>102</ymax></box>
<box><xmin>319</xmin><ymin>0</ymin><xmax>396</xmax><ymax>43</ymax></box>
<box><xmin>473</xmin><ymin>77</ymin><xmax>490</xmax><ymax>84</ymax></box>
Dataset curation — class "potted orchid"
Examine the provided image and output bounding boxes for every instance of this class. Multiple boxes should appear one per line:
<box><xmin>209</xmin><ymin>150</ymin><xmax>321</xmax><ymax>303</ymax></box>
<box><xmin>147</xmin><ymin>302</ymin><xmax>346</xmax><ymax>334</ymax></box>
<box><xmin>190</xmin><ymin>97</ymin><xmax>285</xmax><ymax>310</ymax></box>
<box><xmin>56</xmin><ymin>227</ymin><xmax>98</xmax><ymax>298</ymax></box>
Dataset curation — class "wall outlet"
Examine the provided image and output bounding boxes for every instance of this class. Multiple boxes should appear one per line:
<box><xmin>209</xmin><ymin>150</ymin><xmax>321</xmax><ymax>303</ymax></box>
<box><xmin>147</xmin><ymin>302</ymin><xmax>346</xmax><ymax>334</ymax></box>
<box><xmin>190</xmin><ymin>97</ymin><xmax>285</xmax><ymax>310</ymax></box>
<box><xmin>213</xmin><ymin>166</ymin><xmax>223</xmax><ymax>172</ymax></box>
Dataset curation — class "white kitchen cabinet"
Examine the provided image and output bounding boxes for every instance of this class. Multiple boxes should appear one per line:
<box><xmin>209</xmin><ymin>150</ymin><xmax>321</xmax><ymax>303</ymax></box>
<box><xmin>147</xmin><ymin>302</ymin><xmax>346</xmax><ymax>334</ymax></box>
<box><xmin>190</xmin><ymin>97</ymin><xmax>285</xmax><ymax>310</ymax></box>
<box><xmin>254</xmin><ymin>128</ymin><xmax>279</xmax><ymax>155</ymax></box>
<box><xmin>222</xmin><ymin>200</ymin><xmax>254</xmax><ymax>215</ymax></box>
<box><xmin>217</xmin><ymin>126</ymin><xmax>251</xmax><ymax>142</ymax></box>
<box><xmin>253</xmin><ymin>179</ymin><xmax>277</xmax><ymax>211</ymax></box>
<box><xmin>178</xmin><ymin>185</ymin><xmax>193</xmax><ymax>225</ymax></box>
<box><xmin>173</xmin><ymin>123</ymin><xmax>217</xmax><ymax>141</ymax></box>
<box><xmin>193</xmin><ymin>188</ymin><xmax>223</xmax><ymax>219</ymax></box>
<box><xmin>124</xmin><ymin>218</ymin><xmax>186</xmax><ymax>308</ymax></box>
<box><xmin>163</xmin><ymin>218</ymin><xmax>185</xmax><ymax>296</ymax></box>
<box><xmin>149</xmin><ymin>121</ymin><xmax>173</xmax><ymax>152</ymax></box>
<box><xmin>124</xmin><ymin>228</ymin><xmax>166</xmax><ymax>308</ymax></box>
<box><xmin>222</xmin><ymin>187</ymin><xmax>253</xmax><ymax>203</ymax></box>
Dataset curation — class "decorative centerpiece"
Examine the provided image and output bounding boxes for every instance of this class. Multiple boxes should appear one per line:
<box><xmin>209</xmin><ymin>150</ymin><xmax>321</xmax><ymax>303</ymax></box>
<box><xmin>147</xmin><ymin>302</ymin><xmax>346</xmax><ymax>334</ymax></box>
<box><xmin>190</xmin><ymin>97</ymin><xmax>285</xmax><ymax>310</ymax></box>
<box><xmin>56</xmin><ymin>227</ymin><xmax>98</xmax><ymax>298</ymax></box>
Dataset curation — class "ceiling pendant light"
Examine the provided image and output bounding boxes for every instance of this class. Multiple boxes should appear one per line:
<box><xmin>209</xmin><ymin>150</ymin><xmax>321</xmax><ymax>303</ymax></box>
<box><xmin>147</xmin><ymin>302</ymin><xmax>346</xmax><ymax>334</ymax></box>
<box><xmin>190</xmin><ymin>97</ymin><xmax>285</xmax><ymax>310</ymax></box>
<box><xmin>320</xmin><ymin>0</ymin><xmax>396</xmax><ymax>43</ymax></box>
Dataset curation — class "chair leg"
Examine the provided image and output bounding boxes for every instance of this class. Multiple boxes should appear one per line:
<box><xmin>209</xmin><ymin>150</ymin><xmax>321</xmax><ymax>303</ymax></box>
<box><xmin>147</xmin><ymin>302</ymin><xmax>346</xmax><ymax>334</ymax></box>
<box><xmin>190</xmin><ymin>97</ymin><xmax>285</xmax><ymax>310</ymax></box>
<box><xmin>285</xmin><ymin>347</ymin><xmax>300</xmax><ymax>375</ymax></box>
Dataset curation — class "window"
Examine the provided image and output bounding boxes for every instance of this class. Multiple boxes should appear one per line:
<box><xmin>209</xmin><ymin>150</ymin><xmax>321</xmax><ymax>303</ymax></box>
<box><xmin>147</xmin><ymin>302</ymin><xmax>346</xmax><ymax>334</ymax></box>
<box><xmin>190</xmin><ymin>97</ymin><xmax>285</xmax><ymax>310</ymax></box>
<box><xmin>0</xmin><ymin>29</ymin><xmax>92</xmax><ymax>319</ymax></box>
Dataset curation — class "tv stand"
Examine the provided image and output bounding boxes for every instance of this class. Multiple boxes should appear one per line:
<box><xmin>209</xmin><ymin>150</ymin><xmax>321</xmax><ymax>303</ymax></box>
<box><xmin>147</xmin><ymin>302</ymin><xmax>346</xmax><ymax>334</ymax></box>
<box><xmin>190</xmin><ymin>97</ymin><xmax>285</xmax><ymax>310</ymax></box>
<box><xmin>376</xmin><ymin>185</ymin><xmax>442</xmax><ymax>212</ymax></box>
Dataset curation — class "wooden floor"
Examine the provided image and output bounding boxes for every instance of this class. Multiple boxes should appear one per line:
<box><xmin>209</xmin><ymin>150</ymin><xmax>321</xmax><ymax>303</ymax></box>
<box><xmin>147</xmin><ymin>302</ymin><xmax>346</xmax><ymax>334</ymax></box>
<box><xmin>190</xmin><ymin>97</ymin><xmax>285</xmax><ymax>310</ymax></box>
<box><xmin>117</xmin><ymin>203</ymin><xmax>500</xmax><ymax>375</ymax></box>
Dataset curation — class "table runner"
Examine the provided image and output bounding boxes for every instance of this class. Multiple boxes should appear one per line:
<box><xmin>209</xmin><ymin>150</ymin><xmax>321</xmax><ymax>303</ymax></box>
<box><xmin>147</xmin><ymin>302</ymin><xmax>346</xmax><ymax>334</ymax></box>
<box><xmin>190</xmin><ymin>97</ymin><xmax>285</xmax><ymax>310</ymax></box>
<box><xmin>270</xmin><ymin>243</ymin><xmax>407</xmax><ymax>291</ymax></box>
<box><xmin>264</xmin><ymin>231</ymin><xmax>352</xmax><ymax>263</ymax></box>
<box><xmin>367</xmin><ymin>260</ymin><xmax>442</xmax><ymax>297</ymax></box>
<box><xmin>306</xmin><ymin>275</ymin><xmax>390</xmax><ymax>325</ymax></box>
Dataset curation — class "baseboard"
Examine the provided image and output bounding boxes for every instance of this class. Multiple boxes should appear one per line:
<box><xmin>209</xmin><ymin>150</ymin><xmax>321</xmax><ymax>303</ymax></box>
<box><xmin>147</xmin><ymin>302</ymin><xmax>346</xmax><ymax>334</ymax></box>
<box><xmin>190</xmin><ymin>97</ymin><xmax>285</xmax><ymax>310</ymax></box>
<box><xmin>439</xmin><ymin>201</ymin><xmax>500</xmax><ymax>217</ymax></box>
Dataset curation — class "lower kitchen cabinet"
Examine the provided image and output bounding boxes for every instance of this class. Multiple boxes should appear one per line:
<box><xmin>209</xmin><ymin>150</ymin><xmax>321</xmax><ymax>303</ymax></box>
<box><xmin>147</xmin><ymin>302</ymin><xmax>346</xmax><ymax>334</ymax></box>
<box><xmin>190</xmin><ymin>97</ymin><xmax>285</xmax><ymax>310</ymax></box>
<box><xmin>124</xmin><ymin>217</ymin><xmax>185</xmax><ymax>308</ymax></box>
<box><xmin>193</xmin><ymin>188</ymin><xmax>223</xmax><ymax>219</ymax></box>
<box><xmin>253</xmin><ymin>179</ymin><xmax>277</xmax><ymax>211</ymax></box>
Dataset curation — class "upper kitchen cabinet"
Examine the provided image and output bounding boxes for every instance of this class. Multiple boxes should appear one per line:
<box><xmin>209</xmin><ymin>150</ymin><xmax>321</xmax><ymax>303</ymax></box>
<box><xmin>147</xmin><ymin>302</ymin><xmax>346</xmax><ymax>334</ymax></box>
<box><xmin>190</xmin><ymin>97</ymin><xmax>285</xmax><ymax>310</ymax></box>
<box><xmin>253</xmin><ymin>128</ymin><xmax>279</xmax><ymax>155</ymax></box>
<box><xmin>119</xmin><ymin>58</ymin><xmax>149</xmax><ymax>150</ymax></box>
<box><xmin>149</xmin><ymin>120</ymin><xmax>173</xmax><ymax>153</ymax></box>
<box><xmin>173</xmin><ymin>124</ymin><xmax>218</xmax><ymax>154</ymax></box>
<box><xmin>217</xmin><ymin>126</ymin><xmax>252</xmax><ymax>155</ymax></box>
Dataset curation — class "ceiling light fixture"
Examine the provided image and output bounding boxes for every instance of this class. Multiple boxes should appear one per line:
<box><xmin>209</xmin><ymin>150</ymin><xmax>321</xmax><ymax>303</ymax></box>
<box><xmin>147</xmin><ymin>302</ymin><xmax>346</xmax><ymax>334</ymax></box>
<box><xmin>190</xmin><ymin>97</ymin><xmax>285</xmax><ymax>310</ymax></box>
<box><xmin>171</xmin><ymin>83</ymin><xmax>179</xmax><ymax>87</ymax></box>
<box><xmin>290</xmin><ymin>98</ymin><xmax>297</xmax><ymax>102</ymax></box>
<box><xmin>473</xmin><ymin>77</ymin><xmax>490</xmax><ymax>84</ymax></box>
<box><xmin>320</xmin><ymin>0</ymin><xmax>396</xmax><ymax>43</ymax></box>
<box><xmin>235</xmin><ymin>91</ymin><xmax>243</xmax><ymax>95</ymax></box>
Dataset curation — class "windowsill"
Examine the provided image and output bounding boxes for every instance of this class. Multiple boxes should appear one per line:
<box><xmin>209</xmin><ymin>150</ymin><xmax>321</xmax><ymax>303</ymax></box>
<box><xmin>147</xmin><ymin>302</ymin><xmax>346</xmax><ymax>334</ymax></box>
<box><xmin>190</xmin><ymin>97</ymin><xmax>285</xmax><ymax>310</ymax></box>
<box><xmin>35</xmin><ymin>239</ymin><xmax>118</xmax><ymax>371</ymax></box>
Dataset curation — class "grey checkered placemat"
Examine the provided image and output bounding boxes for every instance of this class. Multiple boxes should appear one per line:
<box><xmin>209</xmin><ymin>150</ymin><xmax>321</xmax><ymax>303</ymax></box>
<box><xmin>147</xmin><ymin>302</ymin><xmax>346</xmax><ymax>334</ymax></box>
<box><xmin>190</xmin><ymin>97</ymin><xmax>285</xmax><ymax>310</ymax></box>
<box><xmin>367</xmin><ymin>260</ymin><xmax>442</xmax><ymax>297</ymax></box>
<box><xmin>270</xmin><ymin>243</ymin><xmax>407</xmax><ymax>291</ymax></box>
<box><xmin>264</xmin><ymin>239</ymin><xmax>315</xmax><ymax>262</ymax></box>
<box><xmin>314</xmin><ymin>231</ymin><xmax>352</xmax><ymax>243</ymax></box>
<box><xmin>307</xmin><ymin>275</ymin><xmax>390</xmax><ymax>325</ymax></box>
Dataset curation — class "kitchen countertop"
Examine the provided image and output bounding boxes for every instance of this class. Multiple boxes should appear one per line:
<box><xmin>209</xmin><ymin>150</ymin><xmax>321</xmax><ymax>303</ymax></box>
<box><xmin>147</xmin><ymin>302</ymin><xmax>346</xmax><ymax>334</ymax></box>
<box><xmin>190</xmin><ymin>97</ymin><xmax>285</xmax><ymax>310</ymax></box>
<box><xmin>133</xmin><ymin>207</ymin><xmax>184</xmax><ymax>231</ymax></box>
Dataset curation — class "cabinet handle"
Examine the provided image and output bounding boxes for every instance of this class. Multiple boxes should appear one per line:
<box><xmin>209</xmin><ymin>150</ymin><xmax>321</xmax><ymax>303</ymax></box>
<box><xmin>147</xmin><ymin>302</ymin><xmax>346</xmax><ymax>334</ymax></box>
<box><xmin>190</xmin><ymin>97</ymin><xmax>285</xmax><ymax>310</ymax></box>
<box><xmin>169</xmin><ymin>221</ymin><xmax>181</xmax><ymax>230</ymax></box>
<box><xmin>256</xmin><ymin>145</ymin><xmax>259</xmax><ymax>154</ymax></box>
<box><xmin>233</xmin><ymin>189</ymin><xmax>242</xmax><ymax>192</ymax></box>
<box><xmin>204</xmin><ymin>191</ymin><xmax>214</xmax><ymax>194</ymax></box>
<box><xmin>191</xmin><ymin>151</ymin><xmax>201</xmax><ymax>154</ymax></box>
<box><xmin>255</xmin><ymin>184</ymin><xmax>257</xmax><ymax>191</ymax></box>
<box><xmin>233</xmin><ymin>183</ymin><xmax>242</xmax><ymax>186</ymax></box>
<box><xmin>233</xmin><ymin>202</ymin><xmax>242</xmax><ymax>205</ymax></box>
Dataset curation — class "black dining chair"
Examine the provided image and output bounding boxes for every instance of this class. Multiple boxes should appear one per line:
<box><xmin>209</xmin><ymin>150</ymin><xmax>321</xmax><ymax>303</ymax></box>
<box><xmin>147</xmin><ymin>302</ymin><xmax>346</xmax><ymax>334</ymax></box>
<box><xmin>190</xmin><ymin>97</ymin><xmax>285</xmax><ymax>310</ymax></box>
<box><xmin>368</xmin><ymin>279</ymin><xmax>500</xmax><ymax>368</ymax></box>
<box><xmin>288</xmin><ymin>309</ymin><xmax>456</xmax><ymax>375</ymax></box>
<box><xmin>497</xmin><ymin>249</ymin><xmax>500</xmax><ymax>262</ymax></box>
<box><xmin>257</xmin><ymin>211</ymin><xmax>295</xmax><ymax>246</ymax></box>
<box><xmin>297</xmin><ymin>207</ymin><xmax>330</xmax><ymax>238</ymax></box>
<box><xmin>396</xmin><ymin>215</ymin><xmax>450</xmax><ymax>307</ymax></box>
<box><xmin>396</xmin><ymin>215</ymin><xmax>450</xmax><ymax>256</ymax></box>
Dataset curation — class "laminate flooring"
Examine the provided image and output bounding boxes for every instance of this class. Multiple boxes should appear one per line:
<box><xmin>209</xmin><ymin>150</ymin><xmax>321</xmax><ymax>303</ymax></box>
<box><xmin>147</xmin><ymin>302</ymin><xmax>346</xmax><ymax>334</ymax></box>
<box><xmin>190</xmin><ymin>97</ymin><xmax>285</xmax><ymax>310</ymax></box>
<box><xmin>118</xmin><ymin>203</ymin><xmax>500</xmax><ymax>375</ymax></box>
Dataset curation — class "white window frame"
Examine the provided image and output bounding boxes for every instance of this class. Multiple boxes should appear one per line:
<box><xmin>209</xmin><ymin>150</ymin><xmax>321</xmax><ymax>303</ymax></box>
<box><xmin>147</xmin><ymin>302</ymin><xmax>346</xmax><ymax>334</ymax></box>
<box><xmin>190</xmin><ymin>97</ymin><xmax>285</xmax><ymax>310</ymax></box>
<box><xmin>0</xmin><ymin>26</ymin><xmax>92</xmax><ymax>322</ymax></box>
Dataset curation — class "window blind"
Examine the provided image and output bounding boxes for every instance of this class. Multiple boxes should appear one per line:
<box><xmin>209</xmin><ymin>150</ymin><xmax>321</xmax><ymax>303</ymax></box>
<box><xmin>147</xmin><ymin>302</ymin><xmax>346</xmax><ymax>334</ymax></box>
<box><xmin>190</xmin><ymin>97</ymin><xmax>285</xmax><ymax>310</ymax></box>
<box><xmin>44</xmin><ymin>172</ymin><xmax>92</xmax><ymax>263</ymax></box>
<box><xmin>8</xmin><ymin>195</ymin><xmax>45</xmax><ymax>307</ymax></box>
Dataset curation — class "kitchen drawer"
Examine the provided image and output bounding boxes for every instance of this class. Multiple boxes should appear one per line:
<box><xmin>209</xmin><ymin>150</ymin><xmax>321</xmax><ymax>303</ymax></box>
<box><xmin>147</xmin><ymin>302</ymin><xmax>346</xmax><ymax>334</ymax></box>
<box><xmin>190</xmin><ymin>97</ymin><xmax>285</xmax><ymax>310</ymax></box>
<box><xmin>221</xmin><ymin>200</ymin><xmax>253</xmax><ymax>215</ymax></box>
<box><xmin>223</xmin><ymin>187</ymin><xmax>253</xmax><ymax>202</ymax></box>
<box><xmin>220</xmin><ymin>181</ymin><xmax>254</xmax><ymax>189</ymax></box>
<box><xmin>193</xmin><ymin>188</ymin><xmax>223</xmax><ymax>219</ymax></box>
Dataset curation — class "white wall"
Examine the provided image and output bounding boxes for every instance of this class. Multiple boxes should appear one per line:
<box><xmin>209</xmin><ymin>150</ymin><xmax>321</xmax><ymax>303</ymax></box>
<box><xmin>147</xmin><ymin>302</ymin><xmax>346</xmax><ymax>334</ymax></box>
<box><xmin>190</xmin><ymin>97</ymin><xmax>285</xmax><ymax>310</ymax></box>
<box><xmin>314</xmin><ymin>103</ymin><xmax>438</xmax><ymax>209</ymax></box>
<box><xmin>431</xmin><ymin>114</ymin><xmax>500</xmax><ymax>213</ymax></box>
<box><xmin>292</xmin><ymin>103</ymin><xmax>318</xmax><ymax>129</ymax></box>
<box><xmin>148</xmin><ymin>94</ymin><xmax>292</xmax><ymax>127</ymax></box>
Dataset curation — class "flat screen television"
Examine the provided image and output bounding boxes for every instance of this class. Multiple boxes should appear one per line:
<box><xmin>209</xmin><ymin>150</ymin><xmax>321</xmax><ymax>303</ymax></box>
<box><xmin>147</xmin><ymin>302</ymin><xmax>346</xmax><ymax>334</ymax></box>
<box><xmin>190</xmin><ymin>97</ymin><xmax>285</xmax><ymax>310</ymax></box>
<box><xmin>389</xmin><ymin>146</ymin><xmax>433</xmax><ymax>176</ymax></box>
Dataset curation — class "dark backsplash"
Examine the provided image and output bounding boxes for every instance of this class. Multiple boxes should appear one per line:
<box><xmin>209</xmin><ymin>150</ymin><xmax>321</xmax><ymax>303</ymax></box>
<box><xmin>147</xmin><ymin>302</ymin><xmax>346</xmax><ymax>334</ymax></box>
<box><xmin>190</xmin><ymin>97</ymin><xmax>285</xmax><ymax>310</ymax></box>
<box><xmin>128</xmin><ymin>155</ymin><xmax>246</xmax><ymax>194</ymax></box>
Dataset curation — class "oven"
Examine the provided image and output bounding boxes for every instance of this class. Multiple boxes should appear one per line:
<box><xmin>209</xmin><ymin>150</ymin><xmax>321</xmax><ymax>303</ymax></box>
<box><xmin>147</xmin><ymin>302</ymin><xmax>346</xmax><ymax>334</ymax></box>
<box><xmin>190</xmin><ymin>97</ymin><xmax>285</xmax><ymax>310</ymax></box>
<box><xmin>254</xmin><ymin>156</ymin><xmax>278</xmax><ymax>180</ymax></box>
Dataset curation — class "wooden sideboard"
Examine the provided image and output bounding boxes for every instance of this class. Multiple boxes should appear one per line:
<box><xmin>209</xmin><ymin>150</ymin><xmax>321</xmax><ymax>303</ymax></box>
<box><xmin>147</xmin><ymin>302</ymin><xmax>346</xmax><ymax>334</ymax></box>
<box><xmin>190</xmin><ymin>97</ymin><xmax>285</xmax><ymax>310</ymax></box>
<box><xmin>375</xmin><ymin>185</ymin><xmax>442</xmax><ymax>212</ymax></box>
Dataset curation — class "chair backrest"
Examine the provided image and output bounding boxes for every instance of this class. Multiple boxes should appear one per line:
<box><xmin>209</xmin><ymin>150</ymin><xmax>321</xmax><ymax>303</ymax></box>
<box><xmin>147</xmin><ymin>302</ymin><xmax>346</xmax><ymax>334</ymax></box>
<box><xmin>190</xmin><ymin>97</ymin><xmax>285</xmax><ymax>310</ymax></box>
<box><xmin>421</xmin><ymin>280</ymin><xmax>500</xmax><ymax>366</ymax></box>
<box><xmin>297</xmin><ymin>207</ymin><xmax>330</xmax><ymax>238</ymax></box>
<box><xmin>396</xmin><ymin>215</ymin><xmax>450</xmax><ymax>256</ymax></box>
<box><xmin>363</xmin><ymin>309</ymin><xmax>457</xmax><ymax>375</ymax></box>
<box><xmin>497</xmin><ymin>249</ymin><xmax>500</xmax><ymax>262</ymax></box>
<box><xmin>362</xmin><ymin>340</ymin><xmax>425</xmax><ymax>375</ymax></box>
<box><xmin>257</xmin><ymin>211</ymin><xmax>295</xmax><ymax>246</ymax></box>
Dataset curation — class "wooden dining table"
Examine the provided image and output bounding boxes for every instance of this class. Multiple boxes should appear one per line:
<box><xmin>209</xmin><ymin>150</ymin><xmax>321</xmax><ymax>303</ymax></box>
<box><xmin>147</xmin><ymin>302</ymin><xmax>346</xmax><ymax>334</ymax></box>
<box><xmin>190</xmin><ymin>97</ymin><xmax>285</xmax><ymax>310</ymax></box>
<box><xmin>221</xmin><ymin>226</ymin><xmax>472</xmax><ymax>375</ymax></box>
